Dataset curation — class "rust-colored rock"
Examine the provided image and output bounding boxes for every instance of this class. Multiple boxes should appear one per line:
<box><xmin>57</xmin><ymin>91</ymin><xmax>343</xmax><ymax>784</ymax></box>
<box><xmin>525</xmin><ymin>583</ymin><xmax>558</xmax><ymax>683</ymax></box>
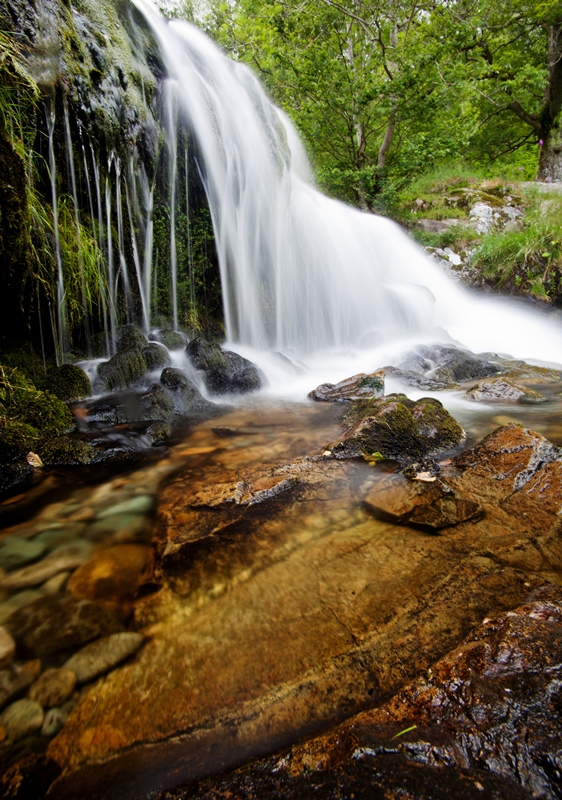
<box><xmin>67</xmin><ymin>545</ymin><xmax>153</xmax><ymax>620</ymax></box>
<box><xmin>364</xmin><ymin>474</ymin><xmax>483</xmax><ymax>530</ymax></box>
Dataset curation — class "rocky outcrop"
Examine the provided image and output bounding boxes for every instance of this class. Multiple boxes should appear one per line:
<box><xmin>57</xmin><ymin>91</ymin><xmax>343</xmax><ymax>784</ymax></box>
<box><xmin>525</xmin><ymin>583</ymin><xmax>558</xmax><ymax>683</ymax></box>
<box><xmin>308</xmin><ymin>371</ymin><xmax>384</xmax><ymax>402</ymax></box>
<box><xmin>329</xmin><ymin>394</ymin><xmax>465</xmax><ymax>460</ymax></box>
<box><xmin>186</xmin><ymin>338</ymin><xmax>263</xmax><ymax>395</ymax></box>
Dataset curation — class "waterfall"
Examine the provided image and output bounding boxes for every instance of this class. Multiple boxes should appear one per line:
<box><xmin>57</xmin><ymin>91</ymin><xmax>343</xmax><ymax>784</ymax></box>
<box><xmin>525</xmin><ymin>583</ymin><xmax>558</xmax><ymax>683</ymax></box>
<box><xmin>131</xmin><ymin>0</ymin><xmax>562</xmax><ymax>388</ymax></box>
<box><xmin>46</xmin><ymin>104</ymin><xmax>67</xmax><ymax>364</ymax></box>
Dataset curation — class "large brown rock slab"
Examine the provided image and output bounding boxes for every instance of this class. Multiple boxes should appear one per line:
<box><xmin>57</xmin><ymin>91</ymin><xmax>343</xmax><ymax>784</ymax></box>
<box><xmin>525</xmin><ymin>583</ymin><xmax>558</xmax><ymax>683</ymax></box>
<box><xmin>183</xmin><ymin>585</ymin><xmax>562</xmax><ymax>800</ymax></box>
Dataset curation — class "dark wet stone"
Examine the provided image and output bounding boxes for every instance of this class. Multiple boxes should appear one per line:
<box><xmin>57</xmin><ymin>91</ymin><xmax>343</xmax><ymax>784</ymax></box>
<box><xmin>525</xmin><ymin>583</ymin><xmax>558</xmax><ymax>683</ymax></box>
<box><xmin>149</xmin><ymin>329</ymin><xmax>187</xmax><ymax>350</ymax></box>
<box><xmin>308</xmin><ymin>371</ymin><xmax>385</xmax><ymax>402</ymax></box>
<box><xmin>331</xmin><ymin>394</ymin><xmax>465</xmax><ymax>461</ymax></box>
<box><xmin>144</xmin><ymin>420</ymin><xmax>172</xmax><ymax>446</ymax></box>
<box><xmin>142</xmin><ymin>343</ymin><xmax>170</xmax><ymax>371</ymax></box>
<box><xmin>0</xmin><ymin>465</ymin><xmax>33</xmax><ymax>498</ymax></box>
<box><xmin>186</xmin><ymin>338</ymin><xmax>263</xmax><ymax>395</ymax></box>
<box><xmin>364</xmin><ymin>474</ymin><xmax>483</xmax><ymax>530</ymax></box>
<box><xmin>160</xmin><ymin>367</ymin><xmax>217</xmax><ymax>418</ymax></box>
<box><xmin>0</xmin><ymin>662</ymin><xmax>41</xmax><ymax>711</ymax></box>
<box><xmin>411</xmin><ymin>344</ymin><xmax>502</xmax><ymax>384</ymax></box>
<box><xmin>5</xmin><ymin>595</ymin><xmax>124</xmax><ymax>658</ymax></box>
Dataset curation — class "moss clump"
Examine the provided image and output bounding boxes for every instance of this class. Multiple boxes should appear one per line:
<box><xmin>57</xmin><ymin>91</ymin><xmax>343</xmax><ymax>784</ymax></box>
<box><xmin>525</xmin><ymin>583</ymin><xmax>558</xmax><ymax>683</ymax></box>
<box><xmin>117</xmin><ymin>326</ymin><xmax>148</xmax><ymax>352</ymax></box>
<box><xmin>0</xmin><ymin>366</ymin><xmax>73</xmax><ymax>437</ymax></box>
<box><xmin>38</xmin><ymin>436</ymin><xmax>95</xmax><ymax>466</ymax></box>
<box><xmin>98</xmin><ymin>348</ymin><xmax>148</xmax><ymax>391</ymax></box>
<box><xmin>0</xmin><ymin>421</ymin><xmax>37</xmax><ymax>462</ymax></box>
<box><xmin>151</xmin><ymin>330</ymin><xmax>187</xmax><ymax>350</ymax></box>
<box><xmin>46</xmin><ymin>364</ymin><xmax>92</xmax><ymax>402</ymax></box>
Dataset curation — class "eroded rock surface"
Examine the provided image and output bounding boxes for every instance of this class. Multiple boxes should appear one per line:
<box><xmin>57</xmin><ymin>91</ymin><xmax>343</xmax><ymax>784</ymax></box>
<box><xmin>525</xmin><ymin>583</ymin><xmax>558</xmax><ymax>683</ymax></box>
<box><xmin>466</xmin><ymin>377</ymin><xmax>547</xmax><ymax>404</ymax></box>
<box><xmin>308</xmin><ymin>371</ymin><xmax>385</xmax><ymax>402</ymax></box>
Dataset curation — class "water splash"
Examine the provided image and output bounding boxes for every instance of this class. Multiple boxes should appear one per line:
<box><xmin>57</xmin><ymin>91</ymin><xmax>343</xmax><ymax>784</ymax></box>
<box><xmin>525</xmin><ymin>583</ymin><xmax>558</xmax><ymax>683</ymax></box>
<box><xmin>134</xmin><ymin>0</ymin><xmax>562</xmax><ymax>390</ymax></box>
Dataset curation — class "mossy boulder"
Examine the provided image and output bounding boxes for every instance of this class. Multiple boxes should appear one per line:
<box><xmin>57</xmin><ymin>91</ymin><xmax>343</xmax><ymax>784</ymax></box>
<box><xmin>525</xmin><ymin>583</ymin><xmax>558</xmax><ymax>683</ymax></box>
<box><xmin>149</xmin><ymin>330</ymin><xmax>187</xmax><ymax>350</ymax></box>
<box><xmin>98</xmin><ymin>349</ymin><xmax>148</xmax><ymax>391</ymax></box>
<box><xmin>38</xmin><ymin>437</ymin><xmax>96</xmax><ymax>466</ymax></box>
<box><xmin>139</xmin><ymin>384</ymin><xmax>175</xmax><ymax>422</ymax></box>
<box><xmin>160</xmin><ymin>367</ymin><xmax>216</xmax><ymax>417</ymax></box>
<box><xmin>331</xmin><ymin>394</ymin><xmax>465</xmax><ymax>461</ymax></box>
<box><xmin>0</xmin><ymin>367</ymin><xmax>73</xmax><ymax>437</ymax></box>
<box><xmin>45</xmin><ymin>365</ymin><xmax>92</xmax><ymax>402</ymax></box>
<box><xmin>142</xmin><ymin>343</ymin><xmax>170</xmax><ymax>371</ymax></box>
<box><xmin>0</xmin><ymin>422</ymin><xmax>37</xmax><ymax>463</ymax></box>
<box><xmin>117</xmin><ymin>327</ymin><xmax>148</xmax><ymax>353</ymax></box>
<box><xmin>186</xmin><ymin>337</ymin><xmax>262</xmax><ymax>395</ymax></box>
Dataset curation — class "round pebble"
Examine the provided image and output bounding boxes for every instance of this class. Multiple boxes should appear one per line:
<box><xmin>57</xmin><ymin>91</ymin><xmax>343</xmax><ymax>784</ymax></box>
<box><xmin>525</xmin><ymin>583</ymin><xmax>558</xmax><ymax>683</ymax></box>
<box><xmin>97</xmin><ymin>495</ymin><xmax>154</xmax><ymax>519</ymax></box>
<box><xmin>28</xmin><ymin>667</ymin><xmax>76</xmax><ymax>708</ymax></box>
<box><xmin>0</xmin><ymin>540</ymin><xmax>47</xmax><ymax>571</ymax></box>
<box><xmin>0</xmin><ymin>699</ymin><xmax>44</xmax><ymax>741</ymax></box>
<box><xmin>85</xmin><ymin>513</ymin><xmax>148</xmax><ymax>542</ymax></box>
<box><xmin>64</xmin><ymin>632</ymin><xmax>144</xmax><ymax>683</ymax></box>
<box><xmin>41</xmin><ymin>707</ymin><xmax>68</xmax><ymax>737</ymax></box>
<box><xmin>0</xmin><ymin>626</ymin><xmax>15</xmax><ymax>668</ymax></box>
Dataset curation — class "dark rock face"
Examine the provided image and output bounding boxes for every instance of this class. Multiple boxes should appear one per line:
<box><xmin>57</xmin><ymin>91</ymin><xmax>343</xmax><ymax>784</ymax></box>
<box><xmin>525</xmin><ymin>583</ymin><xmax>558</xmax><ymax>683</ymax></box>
<box><xmin>116</xmin><ymin>327</ymin><xmax>149</xmax><ymax>353</ymax></box>
<box><xmin>331</xmin><ymin>394</ymin><xmax>465</xmax><ymax>460</ymax></box>
<box><xmin>308</xmin><ymin>371</ymin><xmax>385</xmax><ymax>402</ymax></box>
<box><xmin>386</xmin><ymin>344</ymin><xmax>503</xmax><ymax>390</ymax></box>
<box><xmin>5</xmin><ymin>595</ymin><xmax>124</xmax><ymax>659</ymax></box>
<box><xmin>364</xmin><ymin>473</ymin><xmax>483</xmax><ymax>530</ymax></box>
<box><xmin>160</xmin><ymin>368</ymin><xmax>217</xmax><ymax>418</ymax></box>
<box><xmin>149</xmin><ymin>330</ymin><xmax>187</xmax><ymax>350</ymax></box>
<box><xmin>186</xmin><ymin>338</ymin><xmax>263</xmax><ymax>394</ymax></box>
<box><xmin>98</xmin><ymin>349</ymin><xmax>148</xmax><ymax>391</ymax></box>
<box><xmin>185</xmin><ymin>585</ymin><xmax>562</xmax><ymax>800</ymax></box>
<box><xmin>0</xmin><ymin>464</ymin><xmax>32</xmax><ymax>496</ymax></box>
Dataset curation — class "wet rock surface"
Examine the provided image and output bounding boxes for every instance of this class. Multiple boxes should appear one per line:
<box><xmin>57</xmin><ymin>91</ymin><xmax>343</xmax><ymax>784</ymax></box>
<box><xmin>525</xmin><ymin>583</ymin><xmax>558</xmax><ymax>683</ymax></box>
<box><xmin>64</xmin><ymin>632</ymin><xmax>144</xmax><ymax>684</ymax></box>
<box><xmin>308</xmin><ymin>371</ymin><xmax>385</xmax><ymax>402</ymax></box>
<box><xmin>186</xmin><ymin>338</ymin><xmax>263</xmax><ymax>395</ymax></box>
<box><xmin>182</xmin><ymin>586</ymin><xmax>562</xmax><ymax>800</ymax></box>
<box><xmin>466</xmin><ymin>376</ymin><xmax>547</xmax><ymax>403</ymax></box>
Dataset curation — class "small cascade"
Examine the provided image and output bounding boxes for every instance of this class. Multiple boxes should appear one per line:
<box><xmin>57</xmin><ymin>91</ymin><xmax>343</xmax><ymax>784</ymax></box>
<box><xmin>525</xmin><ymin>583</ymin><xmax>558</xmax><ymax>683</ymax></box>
<box><xmin>46</xmin><ymin>104</ymin><xmax>67</xmax><ymax>364</ymax></box>
<box><xmin>165</xmin><ymin>84</ymin><xmax>179</xmax><ymax>331</ymax></box>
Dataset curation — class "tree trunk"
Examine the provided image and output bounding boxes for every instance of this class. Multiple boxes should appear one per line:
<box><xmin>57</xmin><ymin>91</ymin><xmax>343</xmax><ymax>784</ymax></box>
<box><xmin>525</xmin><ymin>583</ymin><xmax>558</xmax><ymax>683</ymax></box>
<box><xmin>538</xmin><ymin>21</ymin><xmax>562</xmax><ymax>181</ymax></box>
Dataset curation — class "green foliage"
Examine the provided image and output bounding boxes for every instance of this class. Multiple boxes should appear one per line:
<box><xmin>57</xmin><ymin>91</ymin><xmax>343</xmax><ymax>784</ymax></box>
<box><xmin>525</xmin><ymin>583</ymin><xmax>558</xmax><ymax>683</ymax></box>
<box><xmin>472</xmin><ymin>191</ymin><xmax>562</xmax><ymax>303</ymax></box>
<box><xmin>0</xmin><ymin>31</ymin><xmax>39</xmax><ymax>159</ymax></box>
<box><xmin>0</xmin><ymin>365</ymin><xmax>73</xmax><ymax>437</ymax></box>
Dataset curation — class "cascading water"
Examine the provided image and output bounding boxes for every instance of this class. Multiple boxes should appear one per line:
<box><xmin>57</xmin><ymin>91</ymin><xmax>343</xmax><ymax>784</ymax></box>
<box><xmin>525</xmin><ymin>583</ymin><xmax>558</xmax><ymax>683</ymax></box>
<box><xmin>133</xmin><ymin>0</ymin><xmax>562</xmax><ymax>395</ymax></box>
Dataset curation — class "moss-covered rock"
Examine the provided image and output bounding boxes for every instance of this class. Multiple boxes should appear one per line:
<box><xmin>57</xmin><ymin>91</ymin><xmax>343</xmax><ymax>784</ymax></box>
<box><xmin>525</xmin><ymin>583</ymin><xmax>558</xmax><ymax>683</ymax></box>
<box><xmin>98</xmin><ymin>349</ymin><xmax>148</xmax><ymax>391</ymax></box>
<box><xmin>139</xmin><ymin>384</ymin><xmax>175</xmax><ymax>422</ymax></box>
<box><xmin>142</xmin><ymin>343</ymin><xmax>170</xmax><ymax>371</ymax></box>
<box><xmin>46</xmin><ymin>365</ymin><xmax>92</xmax><ymax>402</ymax></box>
<box><xmin>0</xmin><ymin>366</ymin><xmax>73</xmax><ymax>437</ymax></box>
<box><xmin>117</xmin><ymin>327</ymin><xmax>148</xmax><ymax>353</ymax></box>
<box><xmin>332</xmin><ymin>394</ymin><xmax>465</xmax><ymax>461</ymax></box>
<box><xmin>150</xmin><ymin>330</ymin><xmax>187</xmax><ymax>350</ymax></box>
<box><xmin>160</xmin><ymin>367</ymin><xmax>217</xmax><ymax>417</ymax></box>
<box><xmin>38</xmin><ymin>437</ymin><xmax>96</xmax><ymax>466</ymax></box>
<box><xmin>0</xmin><ymin>421</ymin><xmax>37</xmax><ymax>463</ymax></box>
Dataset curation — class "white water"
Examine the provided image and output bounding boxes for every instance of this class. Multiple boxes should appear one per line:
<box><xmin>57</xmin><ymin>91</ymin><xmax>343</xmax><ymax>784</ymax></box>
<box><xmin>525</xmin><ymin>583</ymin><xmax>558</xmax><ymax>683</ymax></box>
<box><xmin>134</xmin><ymin>2</ymin><xmax>562</xmax><ymax>395</ymax></box>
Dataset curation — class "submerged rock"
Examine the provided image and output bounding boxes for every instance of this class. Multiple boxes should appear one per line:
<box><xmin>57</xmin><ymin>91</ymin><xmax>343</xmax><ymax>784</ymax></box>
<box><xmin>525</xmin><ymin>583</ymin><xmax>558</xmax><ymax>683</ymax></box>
<box><xmin>41</xmin><ymin>707</ymin><xmax>68</xmax><ymax>738</ymax></box>
<box><xmin>0</xmin><ymin>662</ymin><xmax>40</xmax><ymax>711</ymax></box>
<box><xmin>5</xmin><ymin>595</ymin><xmax>124</xmax><ymax>658</ymax></box>
<box><xmin>186</xmin><ymin>337</ymin><xmax>263</xmax><ymax>394</ymax></box>
<box><xmin>465</xmin><ymin>377</ymin><xmax>547</xmax><ymax>404</ymax></box>
<box><xmin>0</xmin><ymin>539</ymin><xmax>46</xmax><ymax>571</ymax></box>
<box><xmin>364</xmin><ymin>474</ymin><xmax>483</xmax><ymax>530</ymax></box>
<box><xmin>331</xmin><ymin>394</ymin><xmax>465</xmax><ymax>461</ymax></box>
<box><xmin>0</xmin><ymin>699</ymin><xmax>44</xmax><ymax>741</ymax></box>
<box><xmin>308</xmin><ymin>371</ymin><xmax>385</xmax><ymax>402</ymax></box>
<box><xmin>0</xmin><ymin>627</ymin><xmax>15</xmax><ymax>668</ymax></box>
<box><xmin>28</xmin><ymin>667</ymin><xmax>76</xmax><ymax>708</ymax></box>
<box><xmin>64</xmin><ymin>632</ymin><xmax>144</xmax><ymax>684</ymax></box>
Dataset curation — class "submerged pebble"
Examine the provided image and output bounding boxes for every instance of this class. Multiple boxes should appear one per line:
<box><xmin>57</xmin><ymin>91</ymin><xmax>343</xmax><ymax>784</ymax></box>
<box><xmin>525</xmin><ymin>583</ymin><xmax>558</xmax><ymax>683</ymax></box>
<box><xmin>85</xmin><ymin>513</ymin><xmax>149</xmax><ymax>542</ymax></box>
<box><xmin>0</xmin><ymin>698</ymin><xmax>44</xmax><ymax>741</ymax></box>
<box><xmin>64</xmin><ymin>632</ymin><xmax>144</xmax><ymax>683</ymax></box>
<box><xmin>41</xmin><ymin>706</ymin><xmax>68</xmax><ymax>737</ymax></box>
<box><xmin>0</xmin><ymin>590</ymin><xmax>43</xmax><ymax>624</ymax></box>
<box><xmin>96</xmin><ymin>495</ymin><xmax>155</xmax><ymax>519</ymax></box>
<box><xmin>28</xmin><ymin>667</ymin><xmax>76</xmax><ymax>708</ymax></box>
<box><xmin>0</xmin><ymin>627</ymin><xmax>15</xmax><ymax>668</ymax></box>
<box><xmin>0</xmin><ymin>539</ymin><xmax>47</xmax><ymax>571</ymax></box>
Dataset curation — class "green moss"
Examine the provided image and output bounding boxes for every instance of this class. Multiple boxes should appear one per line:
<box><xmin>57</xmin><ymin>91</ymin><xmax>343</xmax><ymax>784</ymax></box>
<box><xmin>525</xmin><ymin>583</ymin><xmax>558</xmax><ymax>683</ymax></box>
<box><xmin>38</xmin><ymin>436</ymin><xmax>95</xmax><ymax>466</ymax></box>
<box><xmin>98</xmin><ymin>348</ymin><xmax>148</xmax><ymax>390</ymax></box>
<box><xmin>0</xmin><ymin>421</ymin><xmax>38</xmax><ymax>463</ymax></box>
<box><xmin>46</xmin><ymin>364</ymin><xmax>92</xmax><ymax>402</ymax></box>
<box><xmin>0</xmin><ymin>365</ymin><xmax>73</xmax><ymax>437</ymax></box>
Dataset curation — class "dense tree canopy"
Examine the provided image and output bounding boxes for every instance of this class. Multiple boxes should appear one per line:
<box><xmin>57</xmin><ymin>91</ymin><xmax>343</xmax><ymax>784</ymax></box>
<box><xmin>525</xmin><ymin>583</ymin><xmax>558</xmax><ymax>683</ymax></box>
<box><xmin>163</xmin><ymin>0</ymin><xmax>562</xmax><ymax>205</ymax></box>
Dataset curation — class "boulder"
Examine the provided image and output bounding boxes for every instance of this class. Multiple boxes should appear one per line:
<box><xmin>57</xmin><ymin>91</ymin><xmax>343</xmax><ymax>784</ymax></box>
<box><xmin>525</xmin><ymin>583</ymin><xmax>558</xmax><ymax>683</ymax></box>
<box><xmin>98</xmin><ymin>348</ymin><xmax>148</xmax><ymax>391</ymax></box>
<box><xmin>308</xmin><ymin>371</ymin><xmax>385</xmax><ymax>402</ymax></box>
<box><xmin>331</xmin><ymin>394</ymin><xmax>465</xmax><ymax>461</ymax></box>
<box><xmin>149</xmin><ymin>329</ymin><xmax>188</xmax><ymax>350</ymax></box>
<box><xmin>142</xmin><ymin>343</ymin><xmax>170</xmax><ymax>371</ymax></box>
<box><xmin>186</xmin><ymin>338</ymin><xmax>262</xmax><ymax>394</ymax></box>
<box><xmin>160</xmin><ymin>367</ymin><xmax>217</xmax><ymax>417</ymax></box>
<box><xmin>465</xmin><ymin>377</ymin><xmax>547</xmax><ymax>404</ymax></box>
<box><xmin>393</xmin><ymin>344</ymin><xmax>502</xmax><ymax>388</ymax></box>
<box><xmin>116</xmin><ymin>326</ymin><xmax>148</xmax><ymax>352</ymax></box>
<box><xmin>38</xmin><ymin>437</ymin><xmax>96</xmax><ymax>467</ymax></box>
<box><xmin>4</xmin><ymin>595</ymin><xmax>124</xmax><ymax>658</ymax></box>
<box><xmin>364</xmin><ymin>473</ymin><xmax>483</xmax><ymax>530</ymax></box>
